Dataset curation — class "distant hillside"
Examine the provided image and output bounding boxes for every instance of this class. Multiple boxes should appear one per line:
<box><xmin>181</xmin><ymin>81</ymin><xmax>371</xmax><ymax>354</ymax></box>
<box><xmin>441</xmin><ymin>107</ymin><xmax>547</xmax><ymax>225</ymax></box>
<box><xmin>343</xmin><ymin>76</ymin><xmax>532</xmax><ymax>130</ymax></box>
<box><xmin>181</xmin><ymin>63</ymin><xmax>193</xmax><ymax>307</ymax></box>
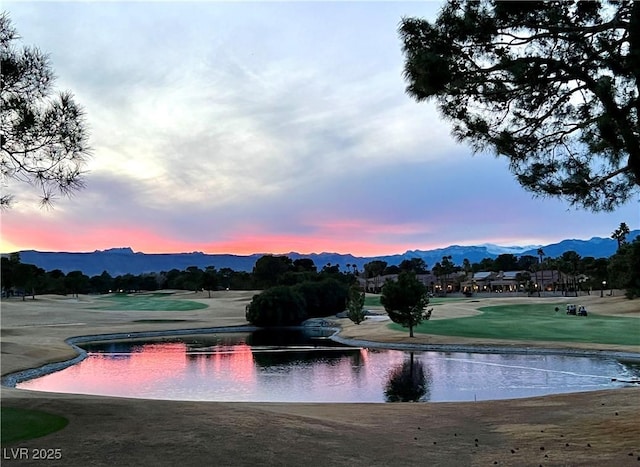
<box><xmin>15</xmin><ymin>248</ymin><xmax>260</xmax><ymax>277</ymax></box>
<box><xmin>520</xmin><ymin>235</ymin><xmax>636</xmax><ymax>258</ymax></box>
<box><xmin>12</xmin><ymin>231</ymin><xmax>638</xmax><ymax>276</ymax></box>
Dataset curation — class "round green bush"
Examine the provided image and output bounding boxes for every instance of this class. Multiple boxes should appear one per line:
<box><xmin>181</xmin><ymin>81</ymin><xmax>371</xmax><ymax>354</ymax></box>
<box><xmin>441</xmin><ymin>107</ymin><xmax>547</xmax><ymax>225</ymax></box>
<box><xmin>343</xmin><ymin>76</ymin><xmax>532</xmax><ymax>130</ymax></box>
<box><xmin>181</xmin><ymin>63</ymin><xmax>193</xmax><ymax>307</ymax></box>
<box><xmin>293</xmin><ymin>278</ymin><xmax>349</xmax><ymax>318</ymax></box>
<box><xmin>245</xmin><ymin>286</ymin><xmax>307</xmax><ymax>326</ymax></box>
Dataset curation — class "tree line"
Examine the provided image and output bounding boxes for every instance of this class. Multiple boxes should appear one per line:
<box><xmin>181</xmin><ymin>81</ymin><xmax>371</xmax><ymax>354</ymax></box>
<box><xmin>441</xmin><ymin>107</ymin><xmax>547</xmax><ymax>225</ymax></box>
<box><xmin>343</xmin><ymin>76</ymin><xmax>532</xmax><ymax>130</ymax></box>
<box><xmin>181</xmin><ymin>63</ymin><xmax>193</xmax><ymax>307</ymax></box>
<box><xmin>2</xmin><ymin>234</ymin><xmax>638</xmax><ymax>300</ymax></box>
<box><xmin>0</xmin><ymin>254</ymin><xmax>250</xmax><ymax>299</ymax></box>
<box><xmin>0</xmin><ymin>253</ymin><xmax>354</xmax><ymax>298</ymax></box>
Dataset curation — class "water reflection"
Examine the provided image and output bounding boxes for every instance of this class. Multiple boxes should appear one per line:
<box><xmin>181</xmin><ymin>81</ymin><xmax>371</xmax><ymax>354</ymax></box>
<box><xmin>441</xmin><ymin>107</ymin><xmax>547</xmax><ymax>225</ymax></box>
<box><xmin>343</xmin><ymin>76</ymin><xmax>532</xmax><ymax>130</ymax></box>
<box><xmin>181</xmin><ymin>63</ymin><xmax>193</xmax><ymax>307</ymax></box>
<box><xmin>384</xmin><ymin>352</ymin><xmax>430</xmax><ymax>402</ymax></box>
<box><xmin>16</xmin><ymin>331</ymin><xmax>639</xmax><ymax>403</ymax></box>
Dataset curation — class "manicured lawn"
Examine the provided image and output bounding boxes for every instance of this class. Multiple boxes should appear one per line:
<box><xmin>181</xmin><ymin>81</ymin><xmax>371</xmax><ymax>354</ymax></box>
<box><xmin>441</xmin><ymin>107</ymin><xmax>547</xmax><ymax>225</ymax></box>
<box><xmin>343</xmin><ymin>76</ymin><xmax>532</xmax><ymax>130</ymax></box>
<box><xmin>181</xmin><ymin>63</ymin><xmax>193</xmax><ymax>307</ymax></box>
<box><xmin>365</xmin><ymin>295</ymin><xmax>464</xmax><ymax>307</ymax></box>
<box><xmin>428</xmin><ymin>297</ymin><xmax>467</xmax><ymax>306</ymax></box>
<box><xmin>364</xmin><ymin>295</ymin><xmax>381</xmax><ymax>307</ymax></box>
<box><xmin>1</xmin><ymin>407</ymin><xmax>69</xmax><ymax>444</ymax></box>
<box><xmin>389</xmin><ymin>303</ymin><xmax>640</xmax><ymax>346</ymax></box>
<box><xmin>93</xmin><ymin>293</ymin><xmax>208</xmax><ymax>312</ymax></box>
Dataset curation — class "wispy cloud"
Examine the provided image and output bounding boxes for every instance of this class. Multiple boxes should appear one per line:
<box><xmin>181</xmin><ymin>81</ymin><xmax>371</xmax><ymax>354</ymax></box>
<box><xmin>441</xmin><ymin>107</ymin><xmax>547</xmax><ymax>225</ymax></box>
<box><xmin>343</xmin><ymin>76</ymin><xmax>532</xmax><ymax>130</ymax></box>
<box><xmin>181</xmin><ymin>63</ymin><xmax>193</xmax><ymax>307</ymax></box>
<box><xmin>2</xmin><ymin>1</ymin><xmax>637</xmax><ymax>256</ymax></box>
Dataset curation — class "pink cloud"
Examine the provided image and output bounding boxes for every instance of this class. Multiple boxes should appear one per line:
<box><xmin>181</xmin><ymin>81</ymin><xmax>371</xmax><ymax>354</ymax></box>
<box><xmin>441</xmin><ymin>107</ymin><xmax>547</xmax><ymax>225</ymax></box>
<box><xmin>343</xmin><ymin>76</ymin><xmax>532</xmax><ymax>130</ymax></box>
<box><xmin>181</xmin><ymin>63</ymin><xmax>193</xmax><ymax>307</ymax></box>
<box><xmin>1</xmin><ymin>214</ymin><xmax>418</xmax><ymax>256</ymax></box>
<box><xmin>1</xmin><ymin>214</ymin><xmax>197</xmax><ymax>254</ymax></box>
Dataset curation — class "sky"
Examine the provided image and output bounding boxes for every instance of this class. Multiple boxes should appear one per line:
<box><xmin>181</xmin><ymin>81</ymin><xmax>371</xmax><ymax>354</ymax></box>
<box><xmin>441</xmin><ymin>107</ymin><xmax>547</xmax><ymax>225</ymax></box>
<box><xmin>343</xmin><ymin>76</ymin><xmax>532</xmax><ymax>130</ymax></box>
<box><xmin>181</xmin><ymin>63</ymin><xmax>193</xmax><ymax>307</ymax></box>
<box><xmin>1</xmin><ymin>1</ymin><xmax>638</xmax><ymax>257</ymax></box>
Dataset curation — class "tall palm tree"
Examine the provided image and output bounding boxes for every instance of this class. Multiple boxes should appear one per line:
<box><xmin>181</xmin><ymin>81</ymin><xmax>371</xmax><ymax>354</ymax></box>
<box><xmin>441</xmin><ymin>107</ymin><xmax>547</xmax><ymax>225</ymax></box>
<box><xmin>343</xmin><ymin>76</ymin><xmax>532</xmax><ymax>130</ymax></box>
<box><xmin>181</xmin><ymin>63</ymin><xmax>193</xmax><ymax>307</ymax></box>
<box><xmin>462</xmin><ymin>258</ymin><xmax>472</xmax><ymax>277</ymax></box>
<box><xmin>555</xmin><ymin>256</ymin><xmax>569</xmax><ymax>296</ymax></box>
<box><xmin>544</xmin><ymin>257</ymin><xmax>559</xmax><ymax>292</ymax></box>
<box><xmin>611</xmin><ymin>222</ymin><xmax>630</xmax><ymax>249</ymax></box>
<box><xmin>536</xmin><ymin>248</ymin><xmax>545</xmax><ymax>296</ymax></box>
<box><xmin>561</xmin><ymin>251</ymin><xmax>582</xmax><ymax>297</ymax></box>
<box><xmin>432</xmin><ymin>262</ymin><xmax>443</xmax><ymax>292</ymax></box>
<box><xmin>441</xmin><ymin>255</ymin><xmax>455</xmax><ymax>293</ymax></box>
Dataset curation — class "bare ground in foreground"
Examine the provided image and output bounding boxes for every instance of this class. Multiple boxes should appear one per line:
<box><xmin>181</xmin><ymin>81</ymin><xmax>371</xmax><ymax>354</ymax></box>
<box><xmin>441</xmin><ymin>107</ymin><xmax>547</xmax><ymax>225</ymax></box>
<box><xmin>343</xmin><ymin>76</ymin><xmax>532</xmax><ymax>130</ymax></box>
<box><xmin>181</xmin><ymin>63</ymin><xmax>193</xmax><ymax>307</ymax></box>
<box><xmin>1</xmin><ymin>291</ymin><xmax>639</xmax><ymax>467</ymax></box>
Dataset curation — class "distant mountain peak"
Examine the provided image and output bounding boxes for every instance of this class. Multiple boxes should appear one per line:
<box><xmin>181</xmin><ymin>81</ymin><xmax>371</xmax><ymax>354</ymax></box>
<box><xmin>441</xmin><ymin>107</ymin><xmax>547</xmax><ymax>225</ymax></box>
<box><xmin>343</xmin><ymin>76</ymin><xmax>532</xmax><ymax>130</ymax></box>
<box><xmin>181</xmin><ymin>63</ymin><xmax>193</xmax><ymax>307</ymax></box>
<box><xmin>96</xmin><ymin>247</ymin><xmax>135</xmax><ymax>254</ymax></box>
<box><xmin>478</xmin><ymin>243</ymin><xmax>544</xmax><ymax>255</ymax></box>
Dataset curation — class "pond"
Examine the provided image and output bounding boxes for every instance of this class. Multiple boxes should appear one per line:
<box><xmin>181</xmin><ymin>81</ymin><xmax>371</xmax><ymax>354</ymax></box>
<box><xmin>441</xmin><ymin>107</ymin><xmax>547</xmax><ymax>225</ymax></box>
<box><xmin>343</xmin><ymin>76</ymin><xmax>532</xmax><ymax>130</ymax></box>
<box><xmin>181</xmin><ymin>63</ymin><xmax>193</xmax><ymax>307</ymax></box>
<box><xmin>16</xmin><ymin>330</ymin><xmax>640</xmax><ymax>403</ymax></box>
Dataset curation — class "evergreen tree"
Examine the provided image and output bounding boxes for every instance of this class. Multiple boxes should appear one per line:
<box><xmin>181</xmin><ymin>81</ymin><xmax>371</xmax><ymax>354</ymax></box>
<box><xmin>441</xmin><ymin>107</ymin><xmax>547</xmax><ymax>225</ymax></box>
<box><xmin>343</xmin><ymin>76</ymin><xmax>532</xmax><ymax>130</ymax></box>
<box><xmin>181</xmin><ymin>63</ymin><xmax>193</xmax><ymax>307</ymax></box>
<box><xmin>381</xmin><ymin>272</ymin><xmax>432</xmax><ymax>337</ymax></box>
<box><xmin>1</xmin><ymin>13</ymin><xmax>91</xmax><ymax>207</ymax></box>
<box><xmin>400</xmin><ymin>1</ymin><xmax>639</xmax><ymax>210</ymax></box>
<box><xmin>346</xmin><ymin>285</ymin><xmax>366</xmax><ymax>325</ymax></box>
<box><xmin>608</xmin><ymin>237</ymin><xmax>640</xmax><ymax>298</ymax></box>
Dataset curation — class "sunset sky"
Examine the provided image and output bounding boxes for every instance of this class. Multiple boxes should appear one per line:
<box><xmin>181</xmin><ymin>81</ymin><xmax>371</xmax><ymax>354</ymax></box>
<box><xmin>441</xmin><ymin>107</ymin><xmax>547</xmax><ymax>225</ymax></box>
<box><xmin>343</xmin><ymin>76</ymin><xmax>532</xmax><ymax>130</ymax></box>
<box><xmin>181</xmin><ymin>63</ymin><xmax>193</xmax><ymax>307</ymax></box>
<box><xmin>2</xmin><ymin>1</ymin><xmax>638</xmax><ymax>257</ymax></box>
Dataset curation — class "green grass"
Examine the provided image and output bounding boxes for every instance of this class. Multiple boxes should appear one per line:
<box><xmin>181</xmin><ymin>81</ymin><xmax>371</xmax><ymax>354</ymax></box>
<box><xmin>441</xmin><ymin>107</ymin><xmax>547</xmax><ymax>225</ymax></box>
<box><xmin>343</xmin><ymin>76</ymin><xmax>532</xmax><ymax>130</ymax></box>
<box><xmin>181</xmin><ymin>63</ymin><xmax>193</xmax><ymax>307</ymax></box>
<box><xmin>388</xmin><ymin>303</ymin><xmax>640</xmax><ymax>346</ymax></box>
<box><xmin>429</xmin><ymin>297</ymin><xmax>467</xmax><ymax>305</ymax></box>
<box><xmin>364</xmin><ymin>295</ymin><xmax>382</xmax><ymax>307</ymax></box>
<box><xmin>93</xmin><ymin>293</ymin><xmax>208</xmax><ymax>312</ymax></box>
<box><xmin>1</xmin><ymin>407</ymin><xmax>69</xmax><ymax>445</ymax></box>
<box><xmin>365</xmin><ymin>295</ymin><xmax>464</xmax><ymax>307</ymax></box>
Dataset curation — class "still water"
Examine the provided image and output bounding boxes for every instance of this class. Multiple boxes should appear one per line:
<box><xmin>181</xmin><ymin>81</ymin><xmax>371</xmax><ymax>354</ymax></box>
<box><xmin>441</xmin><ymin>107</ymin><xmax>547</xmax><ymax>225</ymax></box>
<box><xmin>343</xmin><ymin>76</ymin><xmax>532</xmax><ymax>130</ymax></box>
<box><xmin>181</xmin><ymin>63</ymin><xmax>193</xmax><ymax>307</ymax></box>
<box><xmin>17</xmin><ymin>330</ymin><xmax>639</xmax><ymax>402</ymax></box>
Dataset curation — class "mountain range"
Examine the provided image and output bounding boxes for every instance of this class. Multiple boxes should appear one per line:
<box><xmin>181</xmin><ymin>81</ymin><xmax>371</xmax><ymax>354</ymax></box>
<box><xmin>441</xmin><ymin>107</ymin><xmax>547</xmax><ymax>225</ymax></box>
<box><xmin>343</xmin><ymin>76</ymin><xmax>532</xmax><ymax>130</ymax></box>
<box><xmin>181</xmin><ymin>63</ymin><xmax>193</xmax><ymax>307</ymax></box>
<box><xmin>11</xmin><ymin>230</ymin><xmax>639</xmax><ymax>277</ymax></box>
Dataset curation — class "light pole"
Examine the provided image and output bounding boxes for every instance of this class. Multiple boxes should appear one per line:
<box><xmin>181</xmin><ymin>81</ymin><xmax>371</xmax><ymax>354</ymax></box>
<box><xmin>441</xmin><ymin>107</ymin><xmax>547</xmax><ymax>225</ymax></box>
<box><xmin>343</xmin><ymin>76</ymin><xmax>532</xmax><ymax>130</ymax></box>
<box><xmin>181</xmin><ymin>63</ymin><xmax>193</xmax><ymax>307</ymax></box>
<box><xmin>601</xmin><ymin>280</ymin><xmax>606</xmax><ymax>298</ymax></box>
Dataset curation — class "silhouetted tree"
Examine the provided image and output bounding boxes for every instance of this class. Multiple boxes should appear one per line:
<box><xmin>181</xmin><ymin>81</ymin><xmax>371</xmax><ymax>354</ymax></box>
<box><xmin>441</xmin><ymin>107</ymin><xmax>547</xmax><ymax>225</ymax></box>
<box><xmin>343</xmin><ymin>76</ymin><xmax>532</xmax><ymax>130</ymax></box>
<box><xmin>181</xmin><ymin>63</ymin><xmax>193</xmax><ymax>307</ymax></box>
<box><xmin>1</xmin><ymin>13</ymin><xmax>91</xmax><ymax>207</ymax></box>
<box><xmin>65</xmin><ymin>270</ymin><xmax>90</xmax><ymax>297</ymax></box>
<box><xmin>608</xmin><ymin>237</ymin><xmax>640</xmax><ymax>299</ymax></box>
<box><xmin>346</xmin><ymin>285</ymin><xmax>366</xmax><ymax>325</ymax></box>
<box><xmin>183</xmin><ymin>266</ymin><xmax>204</xmax><ymax>292</ymax></box>
<box><xmin>44</xmin><ymin>269</ymin><xmax>66</xmax><ymax>294</ymax></box>
<box><xmin>363</xmin><ymin>260</ymin><xmax>388</xmax><ymax>292</ymax></box>
<box><xmin>89</xmin><ymin>271</ymin><xmax>114</xmax><ymax>294</ymax></box>
<box><xmin>0</xmin><ymin>253</ymin><xmax>20</xmax><ymax>294</ymax></box>
<box><xmin>253</xmin><ymin>255</ymin><xmax>294</xmax><ymax>288</ymax></box>
<box><xmin>398</xmin><ymin>258</ymin><xmax>428</xmax><ymax>274</ymax></box>
<box><xmin>245</xmin><ymin>286</ymin><xmax>307</xmax><ymax>326</ymax></box>
<box><xmin>381</xmin><ymin>272</ymin><xmax>432</xmax><ymax>337</ymax></box>
<box><xmin>560</xmin><ymin>251</ymin><xmax>582</xmax><ymax>297</ymax></box>
<box><xmin>293</xmin><ymin>278</ymin><xmax>349</xmax><ymax>318</ymax></box>
<box><xmin>516</xmin><ymin>255</ymin><xmax>537</xmax><ymax>271</ymax></box>
<box><xmin>320</xmin><ymin>263</ymin><xmax>341</xmax><ymax>275</ymax></box>
<box><xmin>382</xmin><ymin>264</ymin><xmax>401</xmax><ymax>276</ymax></box>
<box><xmin>611</xmin><ymin>222</ymin><xmax>631</xmax><ymax>249</ymax></box>
<box><xmin>473</xmin><ymin>257</ymin><xmax>495</xmax><ymax>273</ymax></box>
<box><xmin>462</xmin><ymin>258</ymin><xmax>472</xmax><ymax>277</ymax></box>
<box><xmin>293</xmin><ymin>258</ymin><xmax>317</xmax><ymax>273</ymax></box>
<box><xmin>400</xmin><ymin>1</ymin><xmax>639</xmax><ymax>210</ymax></box>
<box><xmin>536</xmin><ymin>248</ymin><xmax>546</xmax><ymax>296</ymax></box>
<box><xmin>202</xmin><ymin>266</ymin><xmax>218</xmax><ymax>297</ymax></box>
<box><xmin>494</xmin><ymin>254</ymin><xmax>518</xmax><ymax>272</ymax></box>
<box><xmin>439</xmin><ymin>255</ymin><xmax>457</xmax><ymax>292</ymax></box>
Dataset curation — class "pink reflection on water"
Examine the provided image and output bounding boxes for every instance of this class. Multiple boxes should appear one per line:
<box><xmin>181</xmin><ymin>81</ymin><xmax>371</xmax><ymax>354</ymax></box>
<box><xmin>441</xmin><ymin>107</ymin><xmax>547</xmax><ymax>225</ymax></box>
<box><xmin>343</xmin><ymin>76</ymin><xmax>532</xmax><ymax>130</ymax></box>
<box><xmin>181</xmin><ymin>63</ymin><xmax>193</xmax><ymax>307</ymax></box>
<box><xmin>19</xmin><ymin>342</ymin><xmax>190</xmax><ymax>397</ymax></box>
<box><xmin>16</xmin><ymin>340</ymin><xmax>633</xmax><ymax>403</ymax></box>
<box><xmin>190</xmin><ymin>343</ymin><xmax>256</xmax><ymax>383</ymax></box>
